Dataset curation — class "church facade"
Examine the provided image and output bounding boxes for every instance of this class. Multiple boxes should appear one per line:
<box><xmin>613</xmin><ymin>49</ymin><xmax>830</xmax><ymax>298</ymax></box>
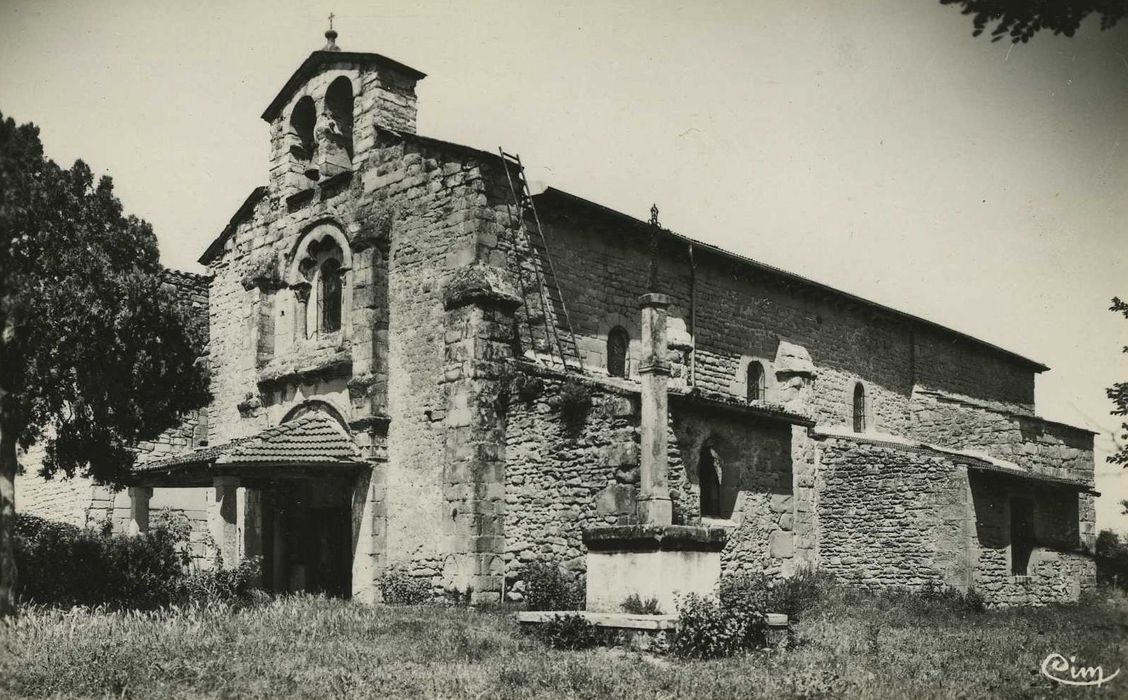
<box><xmin>19</xmin><ymin>35</ymin><xmax>1098</xmax><ymax>606</ymax></box>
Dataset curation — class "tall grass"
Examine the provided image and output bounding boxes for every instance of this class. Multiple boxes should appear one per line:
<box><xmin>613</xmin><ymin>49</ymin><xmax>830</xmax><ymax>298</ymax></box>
<box><xmin>2</xmin><ymin>589</ymin><xmax>1126</xmax><ymax>698</ymax></box>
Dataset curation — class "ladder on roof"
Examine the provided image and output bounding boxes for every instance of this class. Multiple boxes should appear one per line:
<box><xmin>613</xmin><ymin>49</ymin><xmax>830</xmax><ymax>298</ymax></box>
<box><xmin>498</xmin><ymin>148</ymin><xmax>584</xmax><ymax>373</ymax></box>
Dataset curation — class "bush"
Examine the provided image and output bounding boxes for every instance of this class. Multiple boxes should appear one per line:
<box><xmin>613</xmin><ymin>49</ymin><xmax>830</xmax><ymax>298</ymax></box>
<box><xmin>178</xmin><ymin>557</ymin><xmax>262</xmax><ymax>608</ymax></box>
<box><xmin>558</xmin><ymin>378</ymin><xmax>593</xmax><ymax>432</ymax></box>
<box><xmin>522</xmin><ymin>561</ymin><xmax>583</xmax><ymax>611</ymax></box>
<box><xmin>672</xmin><ymin>593</ymin><xmax>764</xmax><ymax>659</ymax></box>
<box><xmin>14</xmin><ymin>513</ymin><xmax>189</xmax><ymax>609</ymax></box>
<box><xmin>620</xmin><ymin>593</ymin><xmax>663</xmax><ymax>615</ymax></box>
<box><xmin>378</xmin><ymin>568</ymin><xmax>432</xmax><ymax>605</ymax></box>
<box><xmin>529</xmin><ymin>613</ymin><xmax>609</xmax><ymax>650</ymax></box>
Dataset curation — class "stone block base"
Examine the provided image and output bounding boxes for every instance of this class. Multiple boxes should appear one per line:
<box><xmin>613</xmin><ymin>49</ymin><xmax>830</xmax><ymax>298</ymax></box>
<box><xmin>581</xmin><ymin>524</ymin><xmax>729</xmax><ymax>614</ymax></box>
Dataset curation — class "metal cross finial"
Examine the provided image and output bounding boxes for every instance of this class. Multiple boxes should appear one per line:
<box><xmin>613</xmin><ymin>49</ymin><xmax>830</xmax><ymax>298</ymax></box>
<box><xmin>649</xmin><ymin>203</ymin><xmax>660</xmax><ymax>228</ymax></box>
<box><xmin>324</xmin><ymin>12</ymin><xmax>340</xmax><ymax>50</ymax></box>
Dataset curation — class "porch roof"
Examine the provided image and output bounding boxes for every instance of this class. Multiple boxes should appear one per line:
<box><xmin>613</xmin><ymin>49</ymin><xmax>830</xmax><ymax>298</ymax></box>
<box><xmin>133</xmin><ymin>413</ymin><xmax>365</xmax><ymax>486</ymax></box>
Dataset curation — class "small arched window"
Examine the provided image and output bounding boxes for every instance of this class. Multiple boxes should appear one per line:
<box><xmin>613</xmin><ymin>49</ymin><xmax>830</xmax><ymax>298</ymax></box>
<box><xmin>289</xmin><ymin>96</ymin><xmax>317</xmax><ymax>181</ymax></box>
<box><xmin>747</xmin><ymin>362</ymin><xmax>765</xmax><ymax>403</ymax></box>
<box><xmin>319</xmin><ymin>258</ymin><xmax>343</xmax><ymax>333</ymax></box>
<box><xmin>699</xmin><ymin>443</ymin><xmax>723</xmax><ymax>519</ymax></box>
<box><xmin>607</xmin><ymin>326</ymin><xmax>629</xmax><ymax>378</ymax></box>
<box><xmin>324</xmin><ymin>76</ymin><xmax>355</xmax><ymax>161</ymax></box>
<box><xmin>852</xmin><ymin>383</ymin><xmax>867</xmax><ymax>433</ymax></box>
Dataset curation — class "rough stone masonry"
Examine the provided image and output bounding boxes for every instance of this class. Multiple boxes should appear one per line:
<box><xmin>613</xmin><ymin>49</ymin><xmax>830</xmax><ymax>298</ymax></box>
<box><xmin>18</xmin><ymin>31</ymin><xmax>1097</xmax><ymax>607</ymax></box>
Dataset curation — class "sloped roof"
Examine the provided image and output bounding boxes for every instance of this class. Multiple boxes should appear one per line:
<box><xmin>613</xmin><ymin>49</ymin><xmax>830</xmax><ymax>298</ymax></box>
<box><xmin>261</xmin><ymin>50</ymin><xmax>427</xmax><ymax>122</ymax></box>
<box><xmin>136</xmin><ymin>413</ymin><xmax>362</xmax><ymax>473</ymax></box>
<box><xmin>533</xmin><ymin>187</ymin><xmax>1050</xmax><ymax>373</ymax></box>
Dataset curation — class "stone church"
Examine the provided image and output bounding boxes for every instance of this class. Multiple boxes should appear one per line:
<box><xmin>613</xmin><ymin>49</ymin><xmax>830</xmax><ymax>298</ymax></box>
<box><xmin>18</xmin><ymin>31</ymin><xmax>1098</xmax><ymax>606</ymax></box>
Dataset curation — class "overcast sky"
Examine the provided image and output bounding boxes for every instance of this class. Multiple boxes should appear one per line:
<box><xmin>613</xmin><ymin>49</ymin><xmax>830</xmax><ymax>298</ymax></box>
<box><xmin>2</xmin><ymin>0</ymin><xmax>1126</xmax><ymax>529</ymax></box>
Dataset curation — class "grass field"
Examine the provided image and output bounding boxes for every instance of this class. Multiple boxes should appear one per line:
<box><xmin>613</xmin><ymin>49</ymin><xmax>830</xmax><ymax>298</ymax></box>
<box><xmin>2</xmin><ymin>588</ymin><xmax>1126</xmax><ymax>699</ymax></box>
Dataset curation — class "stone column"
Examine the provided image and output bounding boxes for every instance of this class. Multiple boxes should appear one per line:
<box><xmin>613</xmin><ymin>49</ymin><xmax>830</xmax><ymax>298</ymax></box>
<box><xmin>238</xmin><ymin>488</ymin><xmax>264</xmax><ymax>586</ymax></box>
<box><xmin>210</xmin><ymin>476</ymin><xmax>240</xmax><ymax>569</ymax></box>
<box><xmin>440</xmin><ymin>264</ymin><xmax>521</xmax><ymax>605</ymax></box>
<box><xmin>127</xmin><ymin>487</ymin><xmax>152</xmax><ymax>536</ymax></box>
<box><xmin>637</xmin><ymin>292</ymin><xmax>672</xmax><ymax>525</ymax></box>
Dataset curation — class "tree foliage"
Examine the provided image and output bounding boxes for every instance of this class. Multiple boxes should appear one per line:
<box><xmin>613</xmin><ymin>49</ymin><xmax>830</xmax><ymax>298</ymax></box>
<box><xmin>1110</xmin><ymin>298</ymin><xmax>1128</xmax><ymax>467</ymax></box>
<box><xmin>0</xmin><ymin>112</ymin><xmax>210</xmax><ymax>481</ymax></box>
<box><xmin>941</xmin><ymin>0</ymin><xmax>1126</xmax><ymax>43</ymax></box>
<box><xmin>1</xmin><ymin>112</ymin><xmax>210</xmax><ymax>615</ymax></box>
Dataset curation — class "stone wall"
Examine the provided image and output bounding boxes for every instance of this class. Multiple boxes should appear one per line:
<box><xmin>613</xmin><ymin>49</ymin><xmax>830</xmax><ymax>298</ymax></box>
<box><xmin>533</xmin><ymin>195</ymin><xmax>1038</xmax><ymax>433</ymax></box>
<box><xmin>503</xmin><ymin>364</ymin><xmax>809</xmax><ymax>598</ymax></box>
<box><xmin>816</xmin><ymin>436</ymin><xmax>971</xmax><ymax>591</ymax></box>
<box><xmin>909</xmin><ymin>389</ymin><xmax>1095</xmax><ymax>485</ymax></box>
<box><xmin>504</xmin><ymin>369</ymin><xmax>643</xmax><ymax>597</ymax></box>
<box><xmin>815</xmin><ymin>433</ymin><xmax>1092</xmax><ymax>605</ymax></box>
<box><xmin>967</xmin><ymin>471</ymin><xmax>1094</xmax><ymax>606</ymax></box>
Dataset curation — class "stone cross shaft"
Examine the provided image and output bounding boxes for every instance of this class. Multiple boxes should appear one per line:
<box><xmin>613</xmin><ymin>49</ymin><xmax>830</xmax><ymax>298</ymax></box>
<box><xmin>637</xmin><ymin>292</ymin><xmax>672</xmax><ymax>525</ymax></box>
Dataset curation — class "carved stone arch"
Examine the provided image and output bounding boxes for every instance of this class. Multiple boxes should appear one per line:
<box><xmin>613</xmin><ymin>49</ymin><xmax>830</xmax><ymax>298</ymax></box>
<box><xmin>288</xmin><ymin>220</ymin><xmax>353</xmax><ymax>282</ymax></box>
<box><xmin>287</xmin><ymin>221</ymin><xmax>352</xmax><ymax>340</ymax></box>
<box><xmin>281</xmin><ymin>399</ymin><xmax>351</xmax><ymax>433</ymax></box>
<box><xmin>316</xmin><ymin>69</ymin><xmax>362</xmax><ymax>100</ymax></box>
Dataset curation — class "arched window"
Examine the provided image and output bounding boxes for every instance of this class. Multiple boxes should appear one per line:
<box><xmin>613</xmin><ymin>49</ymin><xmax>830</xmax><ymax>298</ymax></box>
<box><xmin>318</xmin><ymin>258</ymin><xmax>342</xmax><ymax>333</ymax></box>
<box><xmin>289</xmin><ymin>96</ymin><xmax>317</xmax><ymax>181</ymax></box>
<box><xmin>852</xmin><ymin>383</ymin><xmax>867</xmax><ymax>433</ymax></box>
<box><xmin>320</xmin><ymin>76</ymin><xmax>354</xmax><ymax>169</ymax></box>
<box><xmin>606</xmin><ymin>326</ymin><xmax>629</xmax><ymax>378</ymax></box>
<box><xmin>747</xmin><ymin>362</ymin><xmax>765</xmax><ymax>403</ymax></box>
<box><xmin>699</xmin><ymin>443</ymin><xmax>723</xmax><ymax>518</ymax></box>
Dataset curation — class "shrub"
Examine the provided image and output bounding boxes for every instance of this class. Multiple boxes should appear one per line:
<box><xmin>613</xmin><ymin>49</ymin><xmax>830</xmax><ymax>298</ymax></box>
<box><xmin>558</xmin><ymin>378</ymin><xmax>593</xmax><ymax>432</ymax></box>
<box><xmin>522</xmin><ymin>560</ymin><xmax>584</xmax><ymax>611</ymax></box>
<box><xmin>620</xmin><ymin>593</ymin><xmax>663</xmax><ymax>615</ymax></box>
<box><xmin>530</xmin><ymin>613</ymin><xmax>609</xmax><ymax>650</ymax></box>
<box><xmin>511</xmin><ymin>372</ymin><xmax>544</xmax><ymax>403</ymax></box>
<box><xmin>378</xmin><ymin>568</ymin><xmax>432</xmax><ymax>605</ymax></box>
<box><xmin>672</xmin><ymin>593</ymin><xmax>764</xmax><ymax>659</ymax></box>
<box><xmin>14</xmin><ymin>513</ymin><xmax>188</xmax><ymax>609</ymax></box>
<box><xmin>178</xmin><ymin>557</ymin><xmax>263</xmax><ymax>608</ymax></box>
<box><xmin>766</xmin><ymin>567</ymin><xmax>835</xmax><ymax>619</ymax></box>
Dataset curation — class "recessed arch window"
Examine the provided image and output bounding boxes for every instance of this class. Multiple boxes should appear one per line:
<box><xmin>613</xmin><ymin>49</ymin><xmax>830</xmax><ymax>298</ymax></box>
<box><xmin>699</xmin><ymin>443</ymin><xmax>724</xmax><ymax>519</ymax></box>
<box><xmin>747</xmin><ymin>361</ymin><xmax>766</xmax><ymax>403</ymax></box>
<box><xmin>318</xmin><ymin>258</ymin><xmax>343</xmax><ymax>333</ymax></box>
<box><xmin>290</xmin><ymin>224</ymin><xmax>350</xmax><ymax>341</ymax></box>
<box><xmin>606</xmin><ymin>326</ymin><xmax>629</xmax><ymax>378</ymax></box>
<box><xmin>317</xmin><ymin>76</ymin><xmax>354</xmax><ymax>174</ymax></box>
<box><xmin>852</xmin><ymin>382</ymin><xmax>867</xmax><ymax>433</ymax></box>
<box><xmin>289</xmin><ymin>96</ymin><xmax>318</xmax><ymax>181</ymax></box>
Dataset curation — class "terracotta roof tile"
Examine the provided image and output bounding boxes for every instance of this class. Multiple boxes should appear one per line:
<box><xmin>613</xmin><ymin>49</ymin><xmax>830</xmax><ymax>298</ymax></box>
<box><xmin>136</xmin><ymin>414</ymin><xmax>360</xmax><ymax>472</ymax></box>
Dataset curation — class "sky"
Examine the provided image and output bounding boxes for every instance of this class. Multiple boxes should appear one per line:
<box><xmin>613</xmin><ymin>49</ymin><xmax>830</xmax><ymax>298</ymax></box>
<box><xmin>2</xmin><ymin>0</ymin><xmax>1126</xmax><ymax>529</ymax></box>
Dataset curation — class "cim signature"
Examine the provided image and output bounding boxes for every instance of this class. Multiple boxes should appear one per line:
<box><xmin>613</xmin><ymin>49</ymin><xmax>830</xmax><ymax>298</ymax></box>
<box><xmin>1040</xmin><ymin>653</ymin><xmax>1120</xmax><ymax>688</ymax></box>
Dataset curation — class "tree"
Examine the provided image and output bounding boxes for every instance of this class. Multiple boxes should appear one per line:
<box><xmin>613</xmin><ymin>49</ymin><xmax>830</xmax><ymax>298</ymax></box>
<box><xmin>941</xmin><ymin>0</ymin><xmax>1126</xmax><ymax>42</ymax></box>
<box><xmin>1110</xmin><ymin>298</ymin><xmax>1128</xmax><ymax>467</ymax></box>
<box><xmin>0</xmin><ymin>113</ymin><xmax>210</xmax><ymax>615</ymax></box>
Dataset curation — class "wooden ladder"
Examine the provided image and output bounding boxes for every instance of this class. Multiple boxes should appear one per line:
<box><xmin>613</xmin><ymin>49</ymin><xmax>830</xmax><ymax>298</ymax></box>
<box><xmin>499</xmin><ymin>149</ymin><xmax>584</xmax><ymax>373</ymax></box>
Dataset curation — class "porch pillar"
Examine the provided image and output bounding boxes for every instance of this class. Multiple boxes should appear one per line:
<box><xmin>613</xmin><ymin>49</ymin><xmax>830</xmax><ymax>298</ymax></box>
<box><xmin>211</xmin><ymin>476</ymin><xmax>240</xmax><ymax>568</ymax></box>
<box><xmin>238</xmin><ymin>487</ymin><xmax>263</xmax><ymax>585</ymax></box>
<box><xmin>127</xmin><ymin>486</ymin><xmax>152</xmax><ymax>536</ymax></box>
<box><xmin>637</xmin><ymin>292</ymin><xmax>672</xmax><ymax>525</ymax></box>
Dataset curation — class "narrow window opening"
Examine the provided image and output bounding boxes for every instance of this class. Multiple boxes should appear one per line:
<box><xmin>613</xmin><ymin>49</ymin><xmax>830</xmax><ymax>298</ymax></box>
<box><xmin>1011</xmin><ymin>498</ymin><xmax>1035</xmax><ymax>576</ymax></box>
<box><xmin>852</xmin><ymin>383</ymin><xmax>867</xmax><ymax>433</ymax></box>
<box><xmin>319</xmin><ymin>259</ymin><xmax>342</xmax><ymax>333</ymax></box>
<box><xmin>747</xmin><ymin>362</ymin><xmax>765</xmax><ymax>403</ymax></box>
<box><xmin>607</xmin><ymin>326</ymin><xmax>629</xmax><ymax>378</ymax></box>
<box><xmin>699</xmin><ymin>444</ymin><xmax>723</xmax><ymax>519</ymax></box>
